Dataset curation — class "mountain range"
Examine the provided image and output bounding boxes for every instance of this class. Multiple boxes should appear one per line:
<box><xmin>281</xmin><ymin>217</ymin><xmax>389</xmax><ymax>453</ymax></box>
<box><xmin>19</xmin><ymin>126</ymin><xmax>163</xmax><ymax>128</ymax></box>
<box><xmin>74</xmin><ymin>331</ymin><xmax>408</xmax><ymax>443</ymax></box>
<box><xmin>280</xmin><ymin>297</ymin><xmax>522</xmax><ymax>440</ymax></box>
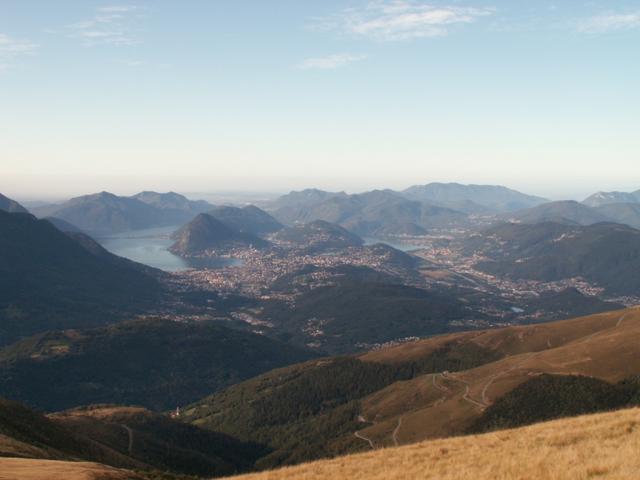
<box><xmin>19</xmin><ymin>185</ymin><xmax>640</xmax><ymax>242</ymax></box>
<box><xmin>269</xmin><ymin>185</ymin><xmax>640</xmax><ymax>235</ymax></box>
<box><xmin>582</xmin><ymin>189</ymin><xmax>640</xmax><ymax>207</ymax></box>
<box><xmin>32</xmin><ymin>191</ymin><xmax>213</xmax><ymax>236</ymax></box>
<box><xmin>270</xmin><ymin>189</ymin><xmax>469</xmax><ymax>236</ymax></box>
<box><xmin>401</xmin><ymin>182</ymin><xmax>547</xmax><ymax>213</ymax></box>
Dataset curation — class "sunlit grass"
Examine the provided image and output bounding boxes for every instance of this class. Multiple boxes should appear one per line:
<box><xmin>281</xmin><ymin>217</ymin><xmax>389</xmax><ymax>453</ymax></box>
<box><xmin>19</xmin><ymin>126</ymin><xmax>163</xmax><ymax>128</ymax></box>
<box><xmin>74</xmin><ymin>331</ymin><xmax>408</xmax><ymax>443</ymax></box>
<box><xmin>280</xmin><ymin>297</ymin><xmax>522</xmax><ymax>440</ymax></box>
<box><xmin>229</xmin><ymin>407</ymin><xmax>640</xmax><ymax>480</ymax></box>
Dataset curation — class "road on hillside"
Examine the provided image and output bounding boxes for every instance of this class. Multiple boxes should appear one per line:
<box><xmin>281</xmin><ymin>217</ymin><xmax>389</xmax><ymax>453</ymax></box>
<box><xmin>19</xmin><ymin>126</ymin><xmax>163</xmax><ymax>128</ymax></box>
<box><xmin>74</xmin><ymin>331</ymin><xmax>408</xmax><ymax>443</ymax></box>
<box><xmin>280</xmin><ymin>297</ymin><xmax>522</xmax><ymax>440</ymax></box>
<box><xmin>354</xmin><ymin>430</ymin><xmax>375</xmax><ymax>450</ymax></box>
<box><xmin>120</xmin><ymin>424</ymin><xmax>134</xmax><ymax>455</ymax></box>
<box><xmin>392</xmin><ymin>417</ymin><xmax>402</xmax><ymax>447</ymax></box>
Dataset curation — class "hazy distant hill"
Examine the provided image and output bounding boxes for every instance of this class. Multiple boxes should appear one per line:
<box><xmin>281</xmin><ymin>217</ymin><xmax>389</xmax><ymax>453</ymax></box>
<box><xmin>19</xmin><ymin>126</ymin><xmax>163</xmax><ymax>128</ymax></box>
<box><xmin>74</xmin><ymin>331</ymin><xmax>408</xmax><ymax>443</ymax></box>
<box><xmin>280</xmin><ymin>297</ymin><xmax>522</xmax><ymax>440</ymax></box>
<box><xmin>401</xmin><ymin>183</ymin><xmax>547</xmax><ymax>213</ymax></box>
<box><xmin>582</xmin><ymin>190</ymin><xmax>640</xmax><ymax>207</ymax></box>
<box><xmin>270</xmin><ymin>189</ymin><xmax>347</xmax><ymax>211</ymax></box>
<box><xmin>504</xmin><ymin>200</ymin><xmax>612</xmax><ymax>225</ymax></box>
<box><xmin>0</xmin><ymin>318</ymin><xmax>316</xmax><ymax>412</ymax></box>
<box><xmin>32</xmin><ymin>192</ymin><xmax>172</xmax><ymax>235</ymax></box>
<box><xmin>33</xmin><ymin>191</ymin><xmax>210</xmax><ymax>235</ymax></box>
<box><xmin>272</xmin><ymin>220</ymin><xmax>363</xmax><ymax>253</ymax></box>
<box><xmin>272</xmin><ymin>189</ymin><xmax>467</xmax><ymax>236</ymax></box>
<box><xmin>594</xmin><ymin>202</ymin><xmax>640</xmax><ymax>229</ymax></box>
<box><xmin>208</xmin><ymin>205</ymin><xmax>283</xmax><ymax>236</ymax></box>
<box><xmin>467</xmin><ymin>221</ymin><xmax>640</xmax><ymax>295</ymax></box>
<box><xmin>131</xmin><ymin>190</ymin><xmax>212</xmax><ymax>213</ymax></box>
<box><xmin>170</xmin><ymin>213</ymin><xmax>269</xmax><ymax>256</ymax></box>
<box><xmin>0</xmin><ymin>211</ymin><xmax>160</xmax><ymax>345</ymax></box>
<box><xmin>0</xmin><ymin>193</ymin><xmax>28</xmax><ymax>213</ymax></box>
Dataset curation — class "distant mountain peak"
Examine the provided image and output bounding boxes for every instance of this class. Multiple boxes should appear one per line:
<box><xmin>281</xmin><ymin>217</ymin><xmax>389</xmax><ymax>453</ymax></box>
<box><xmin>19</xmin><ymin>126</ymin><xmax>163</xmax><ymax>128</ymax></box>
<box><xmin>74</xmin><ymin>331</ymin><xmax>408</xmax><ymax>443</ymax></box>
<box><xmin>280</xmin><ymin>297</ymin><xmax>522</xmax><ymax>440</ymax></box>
<box><xmin>207</xmin><ymin>204</ymin><xmax>283</xmax><ymax>235</ymax></box>
<box><xmin>582</xmin><ymin>190</ymin><xmax>640</xmax><ymax>207</ymax></box>
<box><xmin>401</xmin><ymin>183</ymin><xmax>547</xmax><ymax>213</ymax></box>
<box><xmin>170</xmin><ymin>213</ymin><xmax>269</xmax><ymax>256</ymax></box>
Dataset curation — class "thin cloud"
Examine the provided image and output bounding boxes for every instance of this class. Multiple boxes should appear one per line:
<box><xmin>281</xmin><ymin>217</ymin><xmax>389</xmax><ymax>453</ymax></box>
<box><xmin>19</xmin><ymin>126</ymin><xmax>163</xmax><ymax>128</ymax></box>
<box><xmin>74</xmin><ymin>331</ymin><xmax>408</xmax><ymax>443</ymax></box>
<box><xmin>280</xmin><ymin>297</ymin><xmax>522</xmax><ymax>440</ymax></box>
<box><xmin>577</xmin><ymin>11</ymin><xmax>640</xmax><ymax>34</ymax></box>
<box><xmin>66</xmin><ymin>4</ymin><xmax>142</xmax><ymax>46</ymax></box>
<box><xmin>0</xmin><ymin>33</ymin><xmax>37</xmax><ymax>71</ymax></box>
<box><xmin>315</xmin><ymin>1</ymin><xmax>494</xmax><ymax>41</ymax></box>
<box><xmin>98</xmin><ymin>5</ymin><xmax>138</xmax><ymax>13</ymax></box>
<box><xmin>298</xmin><ymin>53</ymin><xmax>367</xmax><ymax>70</ymax></box>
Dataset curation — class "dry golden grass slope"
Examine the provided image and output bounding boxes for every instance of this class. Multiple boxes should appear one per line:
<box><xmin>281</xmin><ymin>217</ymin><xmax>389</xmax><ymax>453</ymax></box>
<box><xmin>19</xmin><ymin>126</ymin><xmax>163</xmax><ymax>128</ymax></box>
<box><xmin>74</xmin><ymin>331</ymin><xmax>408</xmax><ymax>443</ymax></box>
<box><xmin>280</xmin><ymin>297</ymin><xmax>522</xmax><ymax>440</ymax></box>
<box><xmin>354</xmin><ymin>307</ymin><xmax>640</xmax><ymax>447</ymax></box>
<box><xmin>229</xmin><ymin>407</ymin><xmax>640</xmax><ymax>480</ymax></box>
<box><xmin>0</xmin><ymin>458</ymin><xmax>143</xmax><ymax>480</ymax></box>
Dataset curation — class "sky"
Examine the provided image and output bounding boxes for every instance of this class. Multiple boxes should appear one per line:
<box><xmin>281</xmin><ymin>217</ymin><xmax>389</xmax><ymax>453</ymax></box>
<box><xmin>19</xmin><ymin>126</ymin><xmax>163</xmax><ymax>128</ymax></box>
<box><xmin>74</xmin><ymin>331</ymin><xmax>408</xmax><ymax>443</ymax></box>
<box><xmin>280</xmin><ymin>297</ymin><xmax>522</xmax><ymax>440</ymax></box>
<box><xmin>1</xmin><ymin>0</ymin><xmax>639</xmax><ymax>201</ymax></box>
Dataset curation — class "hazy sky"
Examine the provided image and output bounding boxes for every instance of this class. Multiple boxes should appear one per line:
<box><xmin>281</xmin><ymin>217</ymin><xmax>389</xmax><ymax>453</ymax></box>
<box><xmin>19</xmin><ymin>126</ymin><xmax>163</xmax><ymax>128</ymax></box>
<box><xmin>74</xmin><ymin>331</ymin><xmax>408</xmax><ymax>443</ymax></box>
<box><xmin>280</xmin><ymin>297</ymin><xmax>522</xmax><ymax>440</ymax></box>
<box><xmin>1</xmin><ymin>1</ymin><xmax>639</xmax><ymax>201</ymax></box>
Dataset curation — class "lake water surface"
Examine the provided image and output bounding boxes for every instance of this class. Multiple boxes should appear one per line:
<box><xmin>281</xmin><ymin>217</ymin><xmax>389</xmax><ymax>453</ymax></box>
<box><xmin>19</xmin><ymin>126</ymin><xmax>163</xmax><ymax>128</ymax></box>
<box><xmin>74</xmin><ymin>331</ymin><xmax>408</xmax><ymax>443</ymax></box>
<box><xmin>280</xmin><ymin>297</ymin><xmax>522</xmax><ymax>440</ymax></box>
<box><xmin>98</xmin><ymin>225</ymin><xmax>242</xmax><ymax>272</ymax></box>
<box><xmin>363</xmin><ymin>237</ymin><xmax>422</xmax><ymax>252</ymax></box>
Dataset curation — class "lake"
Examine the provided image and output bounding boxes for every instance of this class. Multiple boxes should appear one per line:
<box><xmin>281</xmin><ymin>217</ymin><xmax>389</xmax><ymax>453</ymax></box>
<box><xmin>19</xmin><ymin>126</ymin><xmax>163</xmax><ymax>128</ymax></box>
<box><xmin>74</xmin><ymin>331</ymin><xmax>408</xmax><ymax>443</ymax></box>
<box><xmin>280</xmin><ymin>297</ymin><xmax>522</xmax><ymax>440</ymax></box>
<box><xmin>363</xmin><ymin>237</ymin><xmax>422</xmax><ymax>252</ymax></box>
<box><xmin>98</xmin><ymin>225</ymin><xmax>242</xmax><ymax>272</ymax></box>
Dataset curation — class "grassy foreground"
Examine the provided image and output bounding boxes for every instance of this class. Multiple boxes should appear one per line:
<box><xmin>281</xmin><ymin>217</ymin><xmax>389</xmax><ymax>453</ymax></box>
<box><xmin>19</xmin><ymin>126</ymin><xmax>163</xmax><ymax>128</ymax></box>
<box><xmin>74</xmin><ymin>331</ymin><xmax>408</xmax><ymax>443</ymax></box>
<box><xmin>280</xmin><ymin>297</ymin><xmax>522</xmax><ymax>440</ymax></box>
<box><xmin>0</xmin><ymin>458</ymin><xmax>144</xmax><ymax>480</ymax></box>
<box><xmin>228</xmin><ymin>407</ymin><xmax>640</xmax><ymax>480</ymax></box>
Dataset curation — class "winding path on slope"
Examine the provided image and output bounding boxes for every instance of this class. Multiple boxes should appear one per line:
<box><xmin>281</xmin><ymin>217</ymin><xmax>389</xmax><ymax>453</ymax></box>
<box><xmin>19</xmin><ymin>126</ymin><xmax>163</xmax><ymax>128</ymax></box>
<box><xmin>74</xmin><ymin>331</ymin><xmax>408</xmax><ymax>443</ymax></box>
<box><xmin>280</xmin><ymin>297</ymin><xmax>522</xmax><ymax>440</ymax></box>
<box><xmin>480</xmin><ymin>352</ymin><xmax>538</xmax><ymax>406</ymax></box>
<box><xmin>391</xmin><ymin>417</ymin><xmax>402</xmax><ymax>447</ymax></box>
<box><xmin>449</xmin><ymin>375</ymin><xmax>487</xmax><ymax>409</ymax></box>
<box><xmin>350</xmin><ymin>313</ymin><xmax>634</xmax><ymax>453</ymax></box>
<box><xmin>354</xmin><ymin>430</ymin><xmax>375</xmax><ymax>450</ymax></box>
<box><xmin>120</xmin><ymin>424</ymin><xmax>134</xmax><ymax>455</ymax></box>
<box><xmin>480</xmin><ymin>312</ymin><xmax>631</xmax><ymax>405</ymax></box>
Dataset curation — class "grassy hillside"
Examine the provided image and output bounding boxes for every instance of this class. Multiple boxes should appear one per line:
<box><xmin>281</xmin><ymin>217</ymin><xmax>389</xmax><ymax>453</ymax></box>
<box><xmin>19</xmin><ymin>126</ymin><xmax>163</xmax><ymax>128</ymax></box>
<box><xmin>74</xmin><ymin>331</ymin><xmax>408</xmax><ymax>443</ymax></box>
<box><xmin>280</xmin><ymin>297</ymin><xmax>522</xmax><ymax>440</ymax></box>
<box><xmin>0</xmin><ymin>319</ymin><xmax>316</xmax><ymax>412</ymax></box>
<box><xmin>182</xmin><ymin>340</ymin><xmax>502</xmax><ymax>468</ymax></box>
<box><xmin>183</xmin><ymin>307</ymin><xmax>640</xmax><ymax>470</ymax></box>
<box><xmin>0</xmin><ymin>398</ymin><xmax>261</xmax><ymax>478</ymax></box>
<box><xmin>469</xmin><ymin>374</ymin><xmax>640</xmax><ymax>433</ymax></box>
<box><xmin>353</xmin><ymin>308</ymin><xmax>640</xmax><ymax>449</ymax></box>
<box><xmin>0</xmin><ymin>458</ymin><xmax>146</xmax><ymax>480</ymax></box>
<box><xmin>228</xmin><ymin>407</ymin><xmax>640</xmax><ymax>480</ymax></box>
<box><xmin>50</xmin><ymin>405</ymin><xmax>263</xmax><ymax>477</ymax></box>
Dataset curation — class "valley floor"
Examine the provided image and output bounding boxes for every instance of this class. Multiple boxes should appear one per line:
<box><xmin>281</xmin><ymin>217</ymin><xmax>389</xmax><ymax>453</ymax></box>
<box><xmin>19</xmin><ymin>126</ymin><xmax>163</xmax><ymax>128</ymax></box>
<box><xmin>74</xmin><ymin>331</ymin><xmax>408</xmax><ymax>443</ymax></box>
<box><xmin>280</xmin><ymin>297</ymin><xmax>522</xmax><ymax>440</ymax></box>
<box><xmin>228</xmin><ymin>407</ymin><xmax>640</xmax><ymax>480</ymax></box>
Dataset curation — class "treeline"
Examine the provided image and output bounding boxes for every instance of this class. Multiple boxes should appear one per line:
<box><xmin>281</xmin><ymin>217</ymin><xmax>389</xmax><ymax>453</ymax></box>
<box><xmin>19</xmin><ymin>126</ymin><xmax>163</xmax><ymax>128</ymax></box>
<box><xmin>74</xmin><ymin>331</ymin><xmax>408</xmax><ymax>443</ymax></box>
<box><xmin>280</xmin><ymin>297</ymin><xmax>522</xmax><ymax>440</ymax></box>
<box><xmin>184</xmin><ymin>340</ymin><xmax>501</xmax><ymax>469</ymax></box>
<box><xmin>469</xmin><ymin>374</ymin><xmax>640</xmax><ymax>433</ymax></box>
